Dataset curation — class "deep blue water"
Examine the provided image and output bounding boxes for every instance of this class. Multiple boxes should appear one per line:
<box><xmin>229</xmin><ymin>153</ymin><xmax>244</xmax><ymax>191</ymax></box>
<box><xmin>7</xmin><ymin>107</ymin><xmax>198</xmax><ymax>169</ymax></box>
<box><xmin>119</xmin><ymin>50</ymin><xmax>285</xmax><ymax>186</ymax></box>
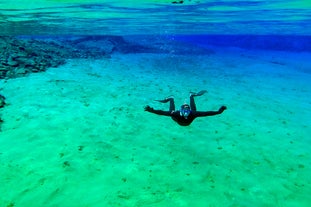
<box><xmin>174</xmin><ymin>35</ymin><xmax>311</xmax><ymax>52</ymax></box>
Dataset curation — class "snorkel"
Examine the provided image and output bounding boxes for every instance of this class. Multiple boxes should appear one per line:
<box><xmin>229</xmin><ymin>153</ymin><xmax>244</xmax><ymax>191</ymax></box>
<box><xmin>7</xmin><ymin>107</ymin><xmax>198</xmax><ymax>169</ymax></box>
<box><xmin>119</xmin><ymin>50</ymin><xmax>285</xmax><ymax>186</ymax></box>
<box><xmin>180</xmin><ymin>104</ymin><xmax>191</xmax><ymax>119</ymax></box>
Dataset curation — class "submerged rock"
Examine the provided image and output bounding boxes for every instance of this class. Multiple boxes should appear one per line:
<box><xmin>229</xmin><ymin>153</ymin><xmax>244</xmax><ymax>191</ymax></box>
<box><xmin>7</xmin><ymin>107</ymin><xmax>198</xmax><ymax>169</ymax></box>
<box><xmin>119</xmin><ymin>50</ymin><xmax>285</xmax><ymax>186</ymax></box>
<box><xmin>0</xmin><ymin>94</ymin><xmax>5</xmax><ymax>108</ymax></box>
<box><xmin>0</xmin><ymin>36</ymin><xmax>106</xmax><ymax>79</ymax></box>
<box><xmin>0</xmin><ymin>94</ymin><xmax>5</xmax><ymax>131</ymax></box>
<box><xmin>0</xmin><ymin>35</ymin><xmax>160</xmax><ymax>79</ymax></box>
<box><xmin>0</xmin><ymin>118</ymin><xmax>3</xmax><ymax>132</ymax></box>
<box><xmin>0</xmin><ymin>35</ymin><xmax>212</xmax><ymax>79</ymax></box>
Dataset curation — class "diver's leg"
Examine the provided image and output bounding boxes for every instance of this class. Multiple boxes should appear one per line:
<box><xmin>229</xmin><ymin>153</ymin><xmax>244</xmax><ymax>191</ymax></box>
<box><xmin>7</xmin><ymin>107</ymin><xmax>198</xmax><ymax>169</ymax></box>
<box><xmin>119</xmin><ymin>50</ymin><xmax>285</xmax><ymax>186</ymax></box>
<box><xmin>168</xmin><ymin>98</ymin><xmax>175</xmax><ymax>112</ymax></box>
<box><xmin>189</xmin><ymin>90</ymin><xmax>207</xmax><ymax>111</ymax></box>
<box><xmin>155</xmin><ymin>95</ymin><xmax>174</xmax><ymax>103</ymax></box>
<box><xmin>190</xmin><ymin>95</ymin><xmax>197</xmax><ymax>111</ymax></box>
<box><xmin>154</xmin><ymin>96</ymin><xmax>175</xmax><ymax>111</ymax></box>
<box><xmin>190</xmin><ymin>90</ymin><xmax>207</xmax><ymax>97</ymax></box>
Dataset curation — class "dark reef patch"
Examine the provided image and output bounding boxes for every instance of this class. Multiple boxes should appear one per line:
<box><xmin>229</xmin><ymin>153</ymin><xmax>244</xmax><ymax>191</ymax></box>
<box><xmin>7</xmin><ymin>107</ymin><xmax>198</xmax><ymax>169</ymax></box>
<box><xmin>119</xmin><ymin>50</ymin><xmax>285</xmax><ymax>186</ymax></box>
<box><xmin>0</xmin><ymin>36</ymin><xmax>129</xmax><ymax>79</ymax></box>
<box><xmin>0</xmin><ymin>94</ymin><xmax>5</xmax><ymax>108</ymax></box>
<box><xmin>0</xmin><ymin>94</ymin><xmax>5</xmax><ymax>131</ymax></box>
<box><xmin>0</xmin><ymin>35</ymin><xmax>214</xmax><ymax>79</ymax></box>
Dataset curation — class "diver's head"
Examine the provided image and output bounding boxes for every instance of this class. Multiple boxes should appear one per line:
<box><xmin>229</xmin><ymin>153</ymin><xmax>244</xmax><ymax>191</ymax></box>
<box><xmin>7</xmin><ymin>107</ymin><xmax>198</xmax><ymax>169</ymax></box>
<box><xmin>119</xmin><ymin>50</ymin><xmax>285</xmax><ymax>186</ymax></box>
<box><xmin>180</xmin><ymin>104</ymin><xmax>191</xmax><ymax>118</ymax></box>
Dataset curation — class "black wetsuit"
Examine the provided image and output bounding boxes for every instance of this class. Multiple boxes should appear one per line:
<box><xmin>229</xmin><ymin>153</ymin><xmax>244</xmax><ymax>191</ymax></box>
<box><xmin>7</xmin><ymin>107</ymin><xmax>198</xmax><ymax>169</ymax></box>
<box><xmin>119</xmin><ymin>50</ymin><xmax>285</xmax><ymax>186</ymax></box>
<box><xmin>145</xmin><ymin>95</ymin><xmax>226</xmax><ymax>126</ymax></box>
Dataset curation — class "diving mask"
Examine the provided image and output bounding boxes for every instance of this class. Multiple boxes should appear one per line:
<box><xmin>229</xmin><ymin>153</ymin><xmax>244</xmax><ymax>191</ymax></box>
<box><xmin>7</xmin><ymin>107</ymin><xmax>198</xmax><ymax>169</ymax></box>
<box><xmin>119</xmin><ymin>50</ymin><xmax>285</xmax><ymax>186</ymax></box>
<box><xmin>180</xmin><ymin>104</ymin><xmax>191</xmax><ymax>118</ymax></box>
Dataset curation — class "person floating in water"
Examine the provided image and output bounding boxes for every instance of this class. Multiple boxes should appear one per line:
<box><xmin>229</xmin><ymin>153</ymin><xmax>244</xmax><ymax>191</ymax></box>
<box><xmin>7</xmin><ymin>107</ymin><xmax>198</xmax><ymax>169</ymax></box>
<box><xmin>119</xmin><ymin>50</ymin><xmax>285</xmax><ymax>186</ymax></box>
<box><xmin>144</xmin><ymin>90</ymin><xmax>227</xmax><ymax>126</ymax></box>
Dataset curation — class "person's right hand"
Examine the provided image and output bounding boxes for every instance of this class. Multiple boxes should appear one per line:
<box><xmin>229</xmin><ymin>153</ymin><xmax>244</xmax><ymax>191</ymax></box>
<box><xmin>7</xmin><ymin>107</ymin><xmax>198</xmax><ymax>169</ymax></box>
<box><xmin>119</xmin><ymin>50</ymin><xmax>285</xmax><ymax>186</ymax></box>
<box><xmin>144</xmin><ymin>105</ymin><xmax>153</xmax><ymax>112</ymax></box>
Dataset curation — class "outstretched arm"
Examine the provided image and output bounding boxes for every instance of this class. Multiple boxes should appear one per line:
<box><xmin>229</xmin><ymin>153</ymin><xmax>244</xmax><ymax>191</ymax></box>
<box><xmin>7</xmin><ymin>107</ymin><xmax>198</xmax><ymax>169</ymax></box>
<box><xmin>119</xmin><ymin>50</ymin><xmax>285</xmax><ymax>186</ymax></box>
<box><xmin>194</xmin><ymin>106</ymin><xmax>227</xmax><ymax>117</ymax></box>
<box><xmin>144</xmin><ymin>105</ymin><xmax>172</xmax><ymax>116</ymax></box>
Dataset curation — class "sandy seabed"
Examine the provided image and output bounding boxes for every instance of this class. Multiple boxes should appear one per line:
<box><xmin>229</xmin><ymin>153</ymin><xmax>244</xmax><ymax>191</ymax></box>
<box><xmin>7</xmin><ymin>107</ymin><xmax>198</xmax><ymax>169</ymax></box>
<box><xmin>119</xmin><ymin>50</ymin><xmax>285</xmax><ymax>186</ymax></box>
<box><xmin>0</xmin><ymin>48</ymin><xmax>310</xmax><ymax>207</ymax></box>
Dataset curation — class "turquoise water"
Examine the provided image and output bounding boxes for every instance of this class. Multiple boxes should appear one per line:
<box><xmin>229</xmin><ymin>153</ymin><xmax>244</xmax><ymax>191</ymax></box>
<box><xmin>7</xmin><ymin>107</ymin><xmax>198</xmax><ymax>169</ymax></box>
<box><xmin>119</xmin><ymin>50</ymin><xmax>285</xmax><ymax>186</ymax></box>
<box><xmin>1</xmin><ymin>1</ymin><xmax>311</xmax><ymax>207</ymax></box>
<box><xmin>1</xmin><ymin>0</ymin><xmax>311</xmax><ymax>35</ymax></box>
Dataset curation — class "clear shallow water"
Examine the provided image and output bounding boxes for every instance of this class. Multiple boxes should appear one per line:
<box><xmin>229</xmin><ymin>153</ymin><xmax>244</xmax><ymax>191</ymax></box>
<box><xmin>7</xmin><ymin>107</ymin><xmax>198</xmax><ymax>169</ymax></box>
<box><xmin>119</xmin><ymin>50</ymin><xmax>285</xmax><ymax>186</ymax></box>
<box><xmin>1</xmin><ymin>51</ymin><xmax>310</xmax><ymax>206</ymax></box>
<box><xmin>1</xmin><ymin>1</ymin><xmax>311</xmax><ymax>207</ymax></box>
<box><xmin>1</xmin><ymin>0</ymin><xmax>311</xmax><ymax>35</ymax></box>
